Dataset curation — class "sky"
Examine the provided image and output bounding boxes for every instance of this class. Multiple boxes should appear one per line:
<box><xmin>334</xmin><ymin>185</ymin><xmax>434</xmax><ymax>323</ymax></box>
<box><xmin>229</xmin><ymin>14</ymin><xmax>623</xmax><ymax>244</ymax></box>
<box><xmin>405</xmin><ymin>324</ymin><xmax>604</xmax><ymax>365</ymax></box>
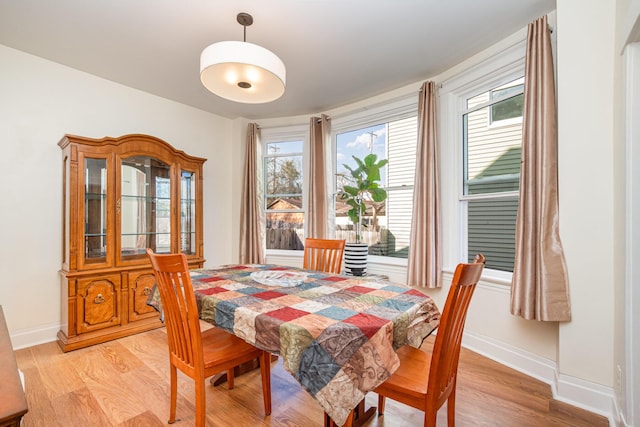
<box><xmin>336</xmin><ymin>123</ymin><xmax>387</xmax><ymax>186</ymax></box>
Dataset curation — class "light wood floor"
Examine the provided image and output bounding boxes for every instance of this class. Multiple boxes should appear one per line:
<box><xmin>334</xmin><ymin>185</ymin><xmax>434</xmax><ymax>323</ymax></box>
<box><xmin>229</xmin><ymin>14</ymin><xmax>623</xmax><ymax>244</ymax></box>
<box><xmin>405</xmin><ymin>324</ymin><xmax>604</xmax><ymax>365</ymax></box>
<box><xmin>14</xmin><ymin>325</ymin><xmax>608</xmax><ymax>427</ymax></box>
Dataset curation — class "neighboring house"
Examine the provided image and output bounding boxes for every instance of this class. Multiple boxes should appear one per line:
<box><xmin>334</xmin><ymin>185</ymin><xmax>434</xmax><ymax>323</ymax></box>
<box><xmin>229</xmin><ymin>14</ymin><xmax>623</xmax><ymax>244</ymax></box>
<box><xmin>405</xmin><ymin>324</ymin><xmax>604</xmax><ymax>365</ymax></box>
<box><xmin>266</xmin><ymin>197</ymin><xmax>304</xmax><ymax>225</ymax></box>
<box><xmin>266</xmin><ymin>198</ymin><xmax>304</xmax><ymax>250</ymax></box>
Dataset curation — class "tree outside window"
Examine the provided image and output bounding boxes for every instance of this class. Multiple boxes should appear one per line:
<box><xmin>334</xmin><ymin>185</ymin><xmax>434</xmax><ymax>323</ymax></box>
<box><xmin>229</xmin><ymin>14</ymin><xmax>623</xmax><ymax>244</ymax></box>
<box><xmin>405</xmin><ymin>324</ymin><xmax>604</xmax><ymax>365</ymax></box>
<box><xmin>264</xmin><ymin>140</ymin><xmax>304</xmax><ymax>250</ymax></box>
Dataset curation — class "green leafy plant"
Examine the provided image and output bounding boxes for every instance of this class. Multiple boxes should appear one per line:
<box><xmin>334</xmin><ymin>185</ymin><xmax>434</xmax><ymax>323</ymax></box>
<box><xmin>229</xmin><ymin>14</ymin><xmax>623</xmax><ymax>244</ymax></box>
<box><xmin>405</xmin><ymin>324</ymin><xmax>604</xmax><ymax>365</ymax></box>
<box><xmin>339</xmin><ymin>153</ymin><xmax>388</xmax><ymax>243</ymax></box>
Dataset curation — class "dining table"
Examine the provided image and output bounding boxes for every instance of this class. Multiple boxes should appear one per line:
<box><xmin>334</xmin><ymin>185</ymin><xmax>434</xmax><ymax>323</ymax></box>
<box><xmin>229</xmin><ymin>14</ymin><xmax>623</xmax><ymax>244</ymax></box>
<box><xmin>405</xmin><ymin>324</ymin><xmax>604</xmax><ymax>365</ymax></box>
<box><xmin>148</xmin><ymin>263</ymin><xmax>441</xmax><ymax>426</ymax></box>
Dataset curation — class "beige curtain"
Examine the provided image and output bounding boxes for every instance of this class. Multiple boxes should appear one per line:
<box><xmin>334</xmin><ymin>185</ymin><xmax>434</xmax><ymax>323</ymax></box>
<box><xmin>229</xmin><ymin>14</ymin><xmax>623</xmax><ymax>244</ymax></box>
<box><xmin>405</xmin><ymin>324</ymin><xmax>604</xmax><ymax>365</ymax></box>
<box><xmin>239</xmin><ymin>123</ymin><xmax>266</xmax><ymax>264</ymax></box>
<box><xmin>306</xmin><ymin>114</ymin><xmax>333</xmax><ymax>239</ymax></box>
<box><xmin>510</xmin><ymin>16</ymin><xmax>571</xmax><ymax>321</ymax></box>
<box><xmin>407</xmin><ymin>81</ymin><xmax>442</xmax><ymax>288</ymax></box>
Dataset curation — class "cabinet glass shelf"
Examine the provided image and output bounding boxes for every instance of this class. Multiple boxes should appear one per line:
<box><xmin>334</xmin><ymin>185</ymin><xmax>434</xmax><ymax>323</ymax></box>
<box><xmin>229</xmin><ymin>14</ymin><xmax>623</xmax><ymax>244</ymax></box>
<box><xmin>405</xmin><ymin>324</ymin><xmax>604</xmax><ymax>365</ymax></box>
<box><xmin>120</xmin><ymin>155</ymin><xmax>170</xmax><ymax>257</ymax></box>
<box><xmin>84</xmin><ymin>157</ymin><xmax>107</xmax><ymax>260</ymax></box>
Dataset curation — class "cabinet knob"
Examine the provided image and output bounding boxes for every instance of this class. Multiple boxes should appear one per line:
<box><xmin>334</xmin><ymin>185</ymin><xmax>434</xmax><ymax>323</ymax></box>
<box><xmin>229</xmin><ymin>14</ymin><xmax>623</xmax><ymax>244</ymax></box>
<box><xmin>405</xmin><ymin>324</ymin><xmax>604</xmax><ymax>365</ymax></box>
<box><xmin>143</xmin><ymin>286</ymin><xmax>152</xmax><ymax>296</ymax></box>
<box><xmin>94</xmin><ymin>294</ymin><xmax>105</xmax><ymax>304</ymax></box>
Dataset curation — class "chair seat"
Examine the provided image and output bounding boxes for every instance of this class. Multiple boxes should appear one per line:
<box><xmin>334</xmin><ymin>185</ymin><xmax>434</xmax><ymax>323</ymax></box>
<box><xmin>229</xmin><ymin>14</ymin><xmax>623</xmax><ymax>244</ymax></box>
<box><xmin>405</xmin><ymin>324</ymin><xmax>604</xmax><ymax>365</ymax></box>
<box><xmin>201</xmin><ymin>327</ymin><xmax>263</xmax><ymax>372</ymax></box>
<box><xmin>375</xmin><ymin>345</ymin><xmax>431</xmax><ymax>403</ymax></box>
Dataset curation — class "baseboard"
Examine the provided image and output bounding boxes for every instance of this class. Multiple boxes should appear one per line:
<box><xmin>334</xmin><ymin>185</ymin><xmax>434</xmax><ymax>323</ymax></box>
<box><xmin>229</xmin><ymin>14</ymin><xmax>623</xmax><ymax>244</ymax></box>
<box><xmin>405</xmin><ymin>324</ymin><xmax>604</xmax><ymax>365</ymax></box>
<box><xmin>463</xmin><ymin>331</ymin><xmax>615</xmax><ymax>425</ymax></box>
<box><xmin>612</xmin><ymin>394</ymin><xmax>629</xmax><ymax>427</ymax></box>
<box><xmin>462</xmin><ymin>331</ymin><xmax>557</xmax><ymax>385</ymax></box>
<box><xmin>10</xmin><ymin>322</ymin><xmax>59</xmax><ymax>350</ymax></box>
<box><xmin>556</xmin><ymin>372</ymin><xmax>617</xmax><ymax>425</ymax></box>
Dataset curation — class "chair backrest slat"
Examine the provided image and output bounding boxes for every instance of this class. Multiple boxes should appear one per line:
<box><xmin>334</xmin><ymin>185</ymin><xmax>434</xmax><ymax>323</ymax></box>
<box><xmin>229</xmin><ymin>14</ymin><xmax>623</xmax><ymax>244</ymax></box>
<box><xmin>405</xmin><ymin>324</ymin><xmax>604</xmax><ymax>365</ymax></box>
<box><xmin>147</xmin><ymin>249</ymin><xmax>204</xmax><ymax>373</ymax></box>
<box><xmin>303</xmin><ymin>238</ymin><xmax>346</xmax><ymax>274</ymax></box>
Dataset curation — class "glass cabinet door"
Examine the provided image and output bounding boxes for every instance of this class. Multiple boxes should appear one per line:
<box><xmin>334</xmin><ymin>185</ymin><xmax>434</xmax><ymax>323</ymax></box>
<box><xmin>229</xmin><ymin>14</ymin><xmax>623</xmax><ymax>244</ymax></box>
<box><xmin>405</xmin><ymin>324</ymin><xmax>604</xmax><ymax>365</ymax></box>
<box><xmin>180</xmin><ymin>170</ymin><xmax>196</xmax><ymax>255</ymax></box>
<box><xmin>84</xmin><ymin>158</ymin><xmax>107</xmax><ymax>263</ymax></box>
<box><xmin>120</xmin><ymin>156</ymin><xmax>171</xmax><ymax>257</ymax></box>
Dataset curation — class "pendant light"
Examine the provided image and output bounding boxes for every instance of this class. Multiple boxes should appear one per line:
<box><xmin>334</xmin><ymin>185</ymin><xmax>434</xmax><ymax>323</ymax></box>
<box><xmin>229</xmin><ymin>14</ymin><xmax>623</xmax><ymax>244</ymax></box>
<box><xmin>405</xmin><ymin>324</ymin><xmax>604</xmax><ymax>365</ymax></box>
<box><xmin>200</xmin><ymin>13</ymin><xmax>286</xmax><ymax>103</ymax></box>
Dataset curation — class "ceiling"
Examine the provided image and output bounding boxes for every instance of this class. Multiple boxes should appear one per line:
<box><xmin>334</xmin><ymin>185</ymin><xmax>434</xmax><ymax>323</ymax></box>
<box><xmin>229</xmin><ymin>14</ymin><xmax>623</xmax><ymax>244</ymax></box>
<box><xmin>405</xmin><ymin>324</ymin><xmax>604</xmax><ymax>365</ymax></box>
<box><xmin>0</xmin><ymin>0</ymin><xmax>555</xmax><ymax>120</ymax></box>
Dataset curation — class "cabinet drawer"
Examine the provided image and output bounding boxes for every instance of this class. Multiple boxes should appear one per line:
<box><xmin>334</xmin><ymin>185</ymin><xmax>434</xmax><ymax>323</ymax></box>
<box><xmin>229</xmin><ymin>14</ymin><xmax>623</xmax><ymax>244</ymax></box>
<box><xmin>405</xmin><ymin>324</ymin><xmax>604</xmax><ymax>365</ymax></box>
<box><xmin>128</xmin><ymin>270</ymin><xmax>158</xmax><ymax>322</ymax></box>
<box><xmin>76</xmin><ymin>274</ymin><xmax>121</xmax><ymax>334</ymax></box>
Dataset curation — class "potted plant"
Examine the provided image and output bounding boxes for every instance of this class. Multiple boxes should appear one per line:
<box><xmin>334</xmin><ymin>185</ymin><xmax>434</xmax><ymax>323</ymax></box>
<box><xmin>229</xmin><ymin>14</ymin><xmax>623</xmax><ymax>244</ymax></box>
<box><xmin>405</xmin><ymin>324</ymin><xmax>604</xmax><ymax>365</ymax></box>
<box><xmin>338</xmin><ymin>153</ymin><xmax>388</xmax><ymax>275</ymax></box>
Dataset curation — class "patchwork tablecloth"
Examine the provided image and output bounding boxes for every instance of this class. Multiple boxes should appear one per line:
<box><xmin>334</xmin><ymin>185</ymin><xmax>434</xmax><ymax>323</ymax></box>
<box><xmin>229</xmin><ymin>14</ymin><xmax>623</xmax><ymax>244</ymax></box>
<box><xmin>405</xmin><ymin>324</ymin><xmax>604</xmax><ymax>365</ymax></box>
<box><xmin>176</xmin><ymin>264</ymin><xmax>439</xmax><ymax>426</ymax></box>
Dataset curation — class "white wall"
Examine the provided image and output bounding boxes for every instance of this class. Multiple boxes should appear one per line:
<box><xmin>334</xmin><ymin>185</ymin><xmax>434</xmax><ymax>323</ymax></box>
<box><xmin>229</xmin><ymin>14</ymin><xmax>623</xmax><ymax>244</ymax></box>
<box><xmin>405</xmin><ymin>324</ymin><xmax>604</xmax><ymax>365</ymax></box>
<box><xmin>615</xmin><ymin>2</ymin><xmax>640</xmax><ymax>425</ymax></box>
<box><xmin>0</xmin><ymin>44</ymin><xmax>235</xmax><ymax>347</ymax></box>
<box><xmin>557</xmin><ymin>0</ymin><xmax>616</xmax><ymax>391</ymax></box>
<box><xmin>620</xmin><ymin>42</ymin><xmax>640</xmax><ymax>427</ymax></box>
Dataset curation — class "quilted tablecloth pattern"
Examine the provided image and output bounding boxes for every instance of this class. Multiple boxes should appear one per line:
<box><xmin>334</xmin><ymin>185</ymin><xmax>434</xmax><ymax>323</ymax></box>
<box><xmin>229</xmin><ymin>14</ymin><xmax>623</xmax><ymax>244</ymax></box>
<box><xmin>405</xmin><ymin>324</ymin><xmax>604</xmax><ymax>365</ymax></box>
<box><xmin>179</xmin><ymin>264</ymin><xmax>440</xmax><ymax>425</ymax></box>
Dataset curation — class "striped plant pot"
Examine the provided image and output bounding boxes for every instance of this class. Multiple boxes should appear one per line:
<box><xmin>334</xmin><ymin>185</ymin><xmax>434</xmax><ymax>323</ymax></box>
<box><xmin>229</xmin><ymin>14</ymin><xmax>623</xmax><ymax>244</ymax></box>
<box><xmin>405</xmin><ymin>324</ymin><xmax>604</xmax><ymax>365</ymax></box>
<box><xmin>344</xmin><ymin>243</ymin><xmax>368</xmax><ymax>276</ymax></box>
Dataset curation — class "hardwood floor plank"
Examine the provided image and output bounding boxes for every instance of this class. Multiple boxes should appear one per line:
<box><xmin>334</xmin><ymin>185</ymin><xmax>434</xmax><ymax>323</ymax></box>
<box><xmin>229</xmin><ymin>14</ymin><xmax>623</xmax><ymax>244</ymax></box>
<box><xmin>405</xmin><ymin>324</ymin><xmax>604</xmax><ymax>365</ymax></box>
<box><xmin>84</xmin><ymin>379</ymin><xmax>150</xmax><ymax>425</ymax></box>
<box><xmin>17</xmin><ymin>366</ymin><xmax>62</xmax><ymax>427</ymax></box>
<box><xmin>118</xmin><ymin>364</ymin><xmax>173</xmax><ymax>422</ymax></box>
<box><xmin>115</xmin><ymin>410</ymin><xmax>164</xmax><ymax>427</ymax></box>
<box><xmin>14</xmin><ymin>327</ymin><xmax>608</xmax><ymax>427</ymax></box>
<box><xmin>52</xmin><ymin>386</ymin><xmax>111</xmax><ymax>427</ymax></box>
<box><xmin>95</xmin><ymin>340</ymin><xmax>145</xmax><ymax>373</ymax></box>
<box><xmin>72</xmin><ymin>346</ymin><xmax>129</xmax><ymax>384</ymax></box>
<box><xmin>32</xmin><ymin>348</ymin><xmax>86</xmax><ymax>400</ymax></box>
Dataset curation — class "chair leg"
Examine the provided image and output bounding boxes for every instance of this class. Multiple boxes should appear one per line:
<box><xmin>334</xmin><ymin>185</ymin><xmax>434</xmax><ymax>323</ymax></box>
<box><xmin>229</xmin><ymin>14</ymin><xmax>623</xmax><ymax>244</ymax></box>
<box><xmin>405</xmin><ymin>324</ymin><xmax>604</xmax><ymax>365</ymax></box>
<box><xmin>227</xmin><ymin>368</ymin><xmax>234</xmax><ymax>389</ymax></box>
<box><xmin>324</xmin><ymin>409</ymin><xmax>354</xmax><ymax>427</ymax></box>
<box><xmin>195</xmin><ymin>376</ymin><xmax>206</xmax><ymax>427</ymax></box>
<box><xmin>377</xmin><ymin>394</ymin><xmax>386</xmax><ymax>415</ymax></box>
<box><xmin>260</xmin><ymin>351</ymin><xmax>272</xmax><ymax>415</ymax></box>
<box><xmin>424</xmin><ymin>406</ymin><xmax>439</xmax><ymax>427</ymax></box>
<box><xmin>343</xmin><ymin>409</ymin><xmax>354</xmax><ymax>427</ymax></box>
<box><xmin>447</xmin><ymin>389</ymin><xmax>456</xmax><ymax>427</ymax></box>
<box><xmin>169</xmin><ymin>365</ymin><xmax>177</xmax><ymax>424</ymax></box>
<box><xmin>424</xmin><ymin>410</ymin><xmax>437</xmax><ymax>427</ymax></box>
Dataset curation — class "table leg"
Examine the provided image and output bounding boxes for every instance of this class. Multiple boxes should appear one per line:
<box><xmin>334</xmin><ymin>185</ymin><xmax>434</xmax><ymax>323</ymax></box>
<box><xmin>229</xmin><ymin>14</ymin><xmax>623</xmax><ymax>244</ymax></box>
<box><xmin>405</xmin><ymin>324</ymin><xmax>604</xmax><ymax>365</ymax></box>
<box><xmin>323</xmin><ymin>397</ymin><xmax>376</xmax><ymax>427</ymax></box>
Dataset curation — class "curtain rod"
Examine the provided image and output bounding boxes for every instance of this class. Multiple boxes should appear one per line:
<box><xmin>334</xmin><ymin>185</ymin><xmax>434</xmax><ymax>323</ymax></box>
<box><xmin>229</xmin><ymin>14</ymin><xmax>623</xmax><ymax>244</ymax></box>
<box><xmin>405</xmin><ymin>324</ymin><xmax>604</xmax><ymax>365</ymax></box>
<box><xmin>256</xmin><ymin>115</ymin><xmax>331</xmax><ymax>129</ymax></box>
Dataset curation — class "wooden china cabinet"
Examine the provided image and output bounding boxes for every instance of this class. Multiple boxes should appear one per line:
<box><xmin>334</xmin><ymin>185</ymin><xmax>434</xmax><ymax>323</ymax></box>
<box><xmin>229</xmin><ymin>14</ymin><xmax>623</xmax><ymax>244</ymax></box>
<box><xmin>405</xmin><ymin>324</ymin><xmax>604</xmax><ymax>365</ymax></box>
<box><xmin>57</xmin><ymin>134</ymin><xmax>206</xmax><ymax>352</ymax></box>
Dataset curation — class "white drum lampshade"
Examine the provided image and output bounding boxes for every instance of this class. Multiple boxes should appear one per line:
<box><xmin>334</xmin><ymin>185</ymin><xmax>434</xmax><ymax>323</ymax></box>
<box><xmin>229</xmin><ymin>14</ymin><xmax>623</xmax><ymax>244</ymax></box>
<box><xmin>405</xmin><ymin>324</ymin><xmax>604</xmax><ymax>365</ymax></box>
<box><xmin>200</xmin><ymin>13</ymin><xmax>286</xmax><ymax>104</ymax></box>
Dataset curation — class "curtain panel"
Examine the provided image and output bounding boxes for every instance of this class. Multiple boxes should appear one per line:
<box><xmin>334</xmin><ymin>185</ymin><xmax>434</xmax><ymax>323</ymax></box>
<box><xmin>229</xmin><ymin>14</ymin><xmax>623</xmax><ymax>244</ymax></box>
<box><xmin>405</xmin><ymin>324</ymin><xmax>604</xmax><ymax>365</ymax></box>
<box><xmin>407</xmin><ymin>81</ymin><xmax>442</xmax><ymax>288</ymax></box>
<box><xmin>306</xmin><ymin>114</ymin><xmax>333</xmax><ymax>239</ymax></box>
<box><xmin>239</xmin><ymin>123</ymin><xmax>266</xmax><ymax>264</ymax></box>
<box><xmin>510</xmin><ymin>15</ymin><xmax>571</xmax><ymax>321</ymax></box>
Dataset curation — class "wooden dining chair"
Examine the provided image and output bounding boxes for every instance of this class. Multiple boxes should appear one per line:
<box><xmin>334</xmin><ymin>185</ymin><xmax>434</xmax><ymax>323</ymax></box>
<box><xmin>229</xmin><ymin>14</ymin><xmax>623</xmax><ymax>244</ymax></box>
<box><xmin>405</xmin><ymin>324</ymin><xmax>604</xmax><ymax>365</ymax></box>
<box><xmin>146</xmin><ymin>249</ymin><xmax>272</xmax><ymax>427</ymax></box>
<box><xmin>374</xmin><ymin>253</ymin><xmax>486</xmax><ymax>427</ymax></box>
<box><xmin>303</xmin><ymin>238</ymin><xmax>346</xmax><ymax>274</ymax></box>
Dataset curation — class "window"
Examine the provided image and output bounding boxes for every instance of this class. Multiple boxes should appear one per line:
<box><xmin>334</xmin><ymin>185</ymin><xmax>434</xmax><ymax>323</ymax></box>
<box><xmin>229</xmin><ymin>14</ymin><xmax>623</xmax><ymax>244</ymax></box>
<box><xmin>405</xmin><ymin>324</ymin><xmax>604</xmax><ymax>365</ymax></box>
<box><xmin>263</xmin><ymin>138</ymin><xmax>305</xmax><ymax>250</ymax></box>
<box><xmin>489</xmin><ymin>80</ymin><xmax>524</xmax><ymax>124</ymax></box>
<box><xmin>335</xmin><ymin>115</ymin><xmax>417</xmax><ymax>259</ymax></box>
<box><xmin>462</xmin><ymin>77</ymin><xmax>524</xmax><ymax>272</ymax></box>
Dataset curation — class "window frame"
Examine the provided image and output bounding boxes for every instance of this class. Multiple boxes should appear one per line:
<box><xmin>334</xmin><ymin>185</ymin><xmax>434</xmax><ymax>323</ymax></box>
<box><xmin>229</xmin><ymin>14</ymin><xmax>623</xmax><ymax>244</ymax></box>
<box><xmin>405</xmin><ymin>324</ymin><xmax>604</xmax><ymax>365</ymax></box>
<box><xmin>461</xmin><ymin>80</ymin><xmax>524</xmax><ymax>200</ymax></box>
<box><xmin>439</xmin><ymin>38</ymin><xmax>526</xmax><ymax>282</ymax></box>
<box><xmin>461</xmin><ymin>74</ymin><xmax>525</xmax><ymax>276</ymax></box>
<box><xmin>261</xmin><ymin>124</ymin><xmax>308</xmax><ymax>253</ymax></box>
<box><xmin>331</xmin><ymin>95</ymin><xmax>418</xmax><ymax>264</ymax></box>
<box><xmin>487</xmin><ymin>79</ymin><xmax>525</xmax><ymax>127</ymax></box>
